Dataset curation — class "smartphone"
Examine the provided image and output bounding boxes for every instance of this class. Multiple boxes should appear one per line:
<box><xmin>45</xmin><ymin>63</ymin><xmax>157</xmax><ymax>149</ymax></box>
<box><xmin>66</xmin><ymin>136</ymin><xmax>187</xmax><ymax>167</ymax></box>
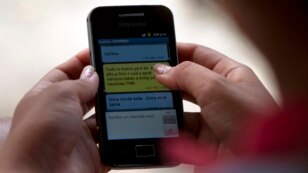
<box><xmin>87</xmin><ymin>5</ymin><xmax>183</xmax><ymax>168</ymax></box>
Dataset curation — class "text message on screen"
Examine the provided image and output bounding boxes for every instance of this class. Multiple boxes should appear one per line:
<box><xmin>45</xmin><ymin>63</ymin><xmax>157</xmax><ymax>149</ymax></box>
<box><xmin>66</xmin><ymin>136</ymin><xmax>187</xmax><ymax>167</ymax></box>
<box><xmin>99</xmin><ymin>37</ymin><xmax>170</xmax><ymax>63</ymax></box>
<box><xmin>106</xmin><ymin>92</ymin><xmax>173</xmax><ymax>111</ymax></box>
<box><xmin>99</xmin><ymin>36</ymin><xmax>179</xmax><ymax>140</ymax></box>
<box><xmin>106</xmin><ymin>109</ymin><xmax>179</xmax><ymax>140</ymax></box>
<box><xmin>103</xmin><ymin>62</ymin><xmax>169</xmax><ymax>93</ymax></box>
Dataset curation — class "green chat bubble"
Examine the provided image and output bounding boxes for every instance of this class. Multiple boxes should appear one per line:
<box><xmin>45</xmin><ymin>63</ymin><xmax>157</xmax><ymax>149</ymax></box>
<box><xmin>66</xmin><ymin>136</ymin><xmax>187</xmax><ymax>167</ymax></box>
<box><xmin>103</xmin><ymin>62</ymin><xmax>169</xmax><ymax>93</ymax></box>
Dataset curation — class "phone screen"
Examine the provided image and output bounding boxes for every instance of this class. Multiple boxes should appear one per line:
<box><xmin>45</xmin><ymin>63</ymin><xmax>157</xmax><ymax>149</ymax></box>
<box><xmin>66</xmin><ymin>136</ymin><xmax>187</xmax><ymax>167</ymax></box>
<box><xmin>100</xmin><ymin>37</ymin><xmax>179</xmax><ymax>140</ymax></box>
<box><xmin>88</xmin><ymin>5</ymin><xmax>183</xmax><ymax>167</ymax></box>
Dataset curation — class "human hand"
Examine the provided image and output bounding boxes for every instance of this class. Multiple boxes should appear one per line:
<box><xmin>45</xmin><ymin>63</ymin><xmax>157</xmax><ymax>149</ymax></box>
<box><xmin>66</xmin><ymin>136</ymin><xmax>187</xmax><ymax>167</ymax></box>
<box><xmin>0</xmin><ymin>50</ymin><xmax>108</xmax><ymax>173</ymax></box>
<box><xmin>154</xmin><ymin>43</ymin><xmax>279</xmax><ymax>164</ymax></box>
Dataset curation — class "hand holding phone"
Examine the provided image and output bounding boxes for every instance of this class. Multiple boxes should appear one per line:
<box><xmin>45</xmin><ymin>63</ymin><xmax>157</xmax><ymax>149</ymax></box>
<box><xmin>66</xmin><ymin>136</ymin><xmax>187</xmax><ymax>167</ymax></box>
<box><xmin>87</xmin><ymin>5</ymin><xmax>183</xmax><ymax>168</ymax></box>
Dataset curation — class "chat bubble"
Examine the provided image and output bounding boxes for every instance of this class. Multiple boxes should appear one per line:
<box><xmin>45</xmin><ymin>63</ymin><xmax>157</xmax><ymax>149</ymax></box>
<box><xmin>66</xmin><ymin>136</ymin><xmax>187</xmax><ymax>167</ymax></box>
<box><xmin>103</xmin><ymin>62</ymin><xmax>169</xmax><ymax>92</ymax></box>
<box><xmin>106</xmin><ymin>109</ymin><xmax>178</xmax><ymax>140</ymax></box>
<box><xmin>99</xmin><ymin>37</ymin><xmax>170</xmax><ymax>63</ymax></box>
<box><xmin>106</xmin><ymin>92</ymin><xmax>173</xmax><ymax>111</ymax></box>
<box><xmin>101</xmin><ymin>44</ymin><xmax>169</xmax><ymax>63</ymax></box>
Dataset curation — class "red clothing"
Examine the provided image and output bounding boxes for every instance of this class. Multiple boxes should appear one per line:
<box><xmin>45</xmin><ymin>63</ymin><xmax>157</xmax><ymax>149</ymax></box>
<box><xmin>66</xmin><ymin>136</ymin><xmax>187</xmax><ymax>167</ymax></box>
<box><xmin>242</xmin><ymin>103</ymin><xmax>308</xmax><ymax>157</ymax></box>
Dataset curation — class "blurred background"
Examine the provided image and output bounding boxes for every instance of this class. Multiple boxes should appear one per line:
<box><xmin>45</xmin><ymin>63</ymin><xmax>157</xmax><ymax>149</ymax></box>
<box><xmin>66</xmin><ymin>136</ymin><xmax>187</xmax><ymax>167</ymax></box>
<box><xmin>0</xmin><ymin>0</ymin><xmax>281</xmax><ymax>172</ymax></box>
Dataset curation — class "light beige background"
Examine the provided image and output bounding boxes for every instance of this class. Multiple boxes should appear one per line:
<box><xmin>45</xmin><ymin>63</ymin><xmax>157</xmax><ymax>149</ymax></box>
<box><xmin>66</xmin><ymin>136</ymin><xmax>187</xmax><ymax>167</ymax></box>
<box><xmin>0</xmin><ymin>0</ymin><xmax>280</xmax><ymax>173</ymax></box>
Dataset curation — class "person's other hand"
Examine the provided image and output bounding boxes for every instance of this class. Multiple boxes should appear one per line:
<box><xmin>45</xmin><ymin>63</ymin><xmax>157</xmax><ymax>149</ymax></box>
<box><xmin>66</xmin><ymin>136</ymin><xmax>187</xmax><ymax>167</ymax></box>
<box><xmin>154</xmin><ymin>43</ymin><xmax>279</xmax><ymax>164</ymax></box>
<box><xmin>0</xmin><ymin>50</ymin><xmax>108</xmax><ymax>173</ymax></box>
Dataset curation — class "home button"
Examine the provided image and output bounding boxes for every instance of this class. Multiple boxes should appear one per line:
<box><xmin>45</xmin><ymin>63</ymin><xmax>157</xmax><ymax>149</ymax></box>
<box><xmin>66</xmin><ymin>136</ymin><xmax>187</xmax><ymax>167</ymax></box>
<box><xmin>135</xmin><ymin>145</ymin><xmax>155</xmax><ymax>157</ymax></box>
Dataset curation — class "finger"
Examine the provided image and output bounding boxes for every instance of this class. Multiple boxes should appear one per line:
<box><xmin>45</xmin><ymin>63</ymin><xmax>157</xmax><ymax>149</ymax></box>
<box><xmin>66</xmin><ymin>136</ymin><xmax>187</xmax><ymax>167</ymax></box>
<box><xmin>84</xmin><ymin>114</ymin><xmax>99</xmax><ymax>143</ymax></box>
<box><xmin>154</xmin><ymin>62</ymin><xmax>225</xmax><ymax>107</ymax></box>
<box><xmin>86</xmin><ymin>99</ymin><xmax>95</xmax><ymax>111</ymax></box>
<box><xmin>100</xmin><ymin>166</ymin><xmax>111</xmax><ymax>173</ymax></box>
<box><xmin>71</xmin><ymin>65</ymin><xmax>99</xmax><ymax>104</ymax></box>
<box><xmin>84</xmin><ymin>117</ymin><xmax>111</xmax><ymax>173</ymax></box>
<box><xmin>161</xmin><ymin>133</ymin><xmax>217</xmax><ymax>166</ymax></box>
<box><xmin>27</xmin><ymin>49</ymin><xmax>91</xmax><ymax>97</ymax></box>
<box><xmin>177</xmin><ymin>43</ymin><xmax>243</xmax><ymax>77</ymax></box>
<box><xmin>183</xmin><ymin>112</ymin><xmax>220</xmax><ymax>146</ymax></box>
<box><xmin>183</xmin><ymin>112</ymin><xmax>202</xmax><ymax>137</ymax></box>
<box><xmin>47</xmin><ymin>66</ymin><xmax>99</xmax><ymax>109</ymax></box>
<box><xmin>41</xmin><ymin>49</ymin><xmax>90</xmax><ymax>82</ymax></box>
<box><xmin>81</xmin><ymin>99</ymin><xmax>96</xmax><ymax>115</ymax></box>
<box><xmin>182</xmin><ymin>92</ymin><xmax>197</xmax><ymax>104</ymax></box>
<box><xmin>56</xmin><ymin>49</ymin><xmax>90</xmax><ymax>80</ymax></box>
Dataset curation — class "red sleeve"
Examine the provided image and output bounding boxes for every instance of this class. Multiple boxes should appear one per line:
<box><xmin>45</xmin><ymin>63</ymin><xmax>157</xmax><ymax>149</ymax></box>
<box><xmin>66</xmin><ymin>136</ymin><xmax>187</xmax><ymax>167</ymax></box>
<box><xmin>240</xmin><ymin>102</ymin><xmax>308</xmax><ymax>156</ymax></box>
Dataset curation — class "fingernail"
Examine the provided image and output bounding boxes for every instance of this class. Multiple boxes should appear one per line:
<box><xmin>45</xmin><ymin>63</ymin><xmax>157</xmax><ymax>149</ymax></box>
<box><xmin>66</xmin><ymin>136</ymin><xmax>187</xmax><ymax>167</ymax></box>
<box><xmin>154</xmin><ymin>64</ymin><xmax>172</xmax><ymax>74</ymax></box>
<box><xmin>81</xmin><ymin>65</ymin><xmax>95</xmax><ymax>79</ymax></box>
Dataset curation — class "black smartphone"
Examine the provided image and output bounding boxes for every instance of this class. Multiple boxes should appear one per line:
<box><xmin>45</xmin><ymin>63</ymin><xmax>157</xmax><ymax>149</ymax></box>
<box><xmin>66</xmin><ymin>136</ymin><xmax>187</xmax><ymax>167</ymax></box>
<box><xmin>87</xmin><ymin>5</ymin><xmax>183</xmax><ymax>168</ymax></box>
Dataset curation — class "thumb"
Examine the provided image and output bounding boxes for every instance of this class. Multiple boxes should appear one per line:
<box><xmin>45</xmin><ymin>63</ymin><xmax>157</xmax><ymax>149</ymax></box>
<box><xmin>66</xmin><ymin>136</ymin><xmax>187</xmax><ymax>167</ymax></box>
<box><xmin>59</xmin><ymin>65</ymin><xmax>99</xmax><ymax>105</ymax></box>
<box><xmin>154</xmin><ymin>61</ymin><xmax>223</xmax><ymax>105</ymax></box>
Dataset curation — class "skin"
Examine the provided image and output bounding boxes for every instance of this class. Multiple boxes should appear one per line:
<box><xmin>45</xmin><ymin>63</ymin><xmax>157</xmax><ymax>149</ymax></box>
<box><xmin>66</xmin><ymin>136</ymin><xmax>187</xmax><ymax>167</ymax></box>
<box><xmin>0</xmin><ymin>50</ymin><xmax>108</xmax><ymax>173</ymax></box>
<box><xmin>0</xmin><ymin>41</ymin><xmax>280</xmax><ymax>171</ymax></box>
<box><xmin>2</xmin><ymin>0</ymin><xmax>306</xmax><ymax>171</ymax></box>
<box><xmin>154</xmin><ymin>44</ymin><xmax>278</xmax><ymax>164</ymax></box>
<box><xmin>156</xmin><ymin>0</ymin><xmax>308</xmax><ymax>165</ymax></box>
<box><xmin>0</xmin><ymin>44</ymin><xmax>279</xmax><ymax>171</ymax></box>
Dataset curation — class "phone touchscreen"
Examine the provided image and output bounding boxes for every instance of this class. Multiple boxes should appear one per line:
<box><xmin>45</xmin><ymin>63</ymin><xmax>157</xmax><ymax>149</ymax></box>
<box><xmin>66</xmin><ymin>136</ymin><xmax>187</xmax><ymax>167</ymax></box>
<box><xmin>99</xmin><ymin>37</ymin><xmax>179</xmax><ymax>140</ymax></box>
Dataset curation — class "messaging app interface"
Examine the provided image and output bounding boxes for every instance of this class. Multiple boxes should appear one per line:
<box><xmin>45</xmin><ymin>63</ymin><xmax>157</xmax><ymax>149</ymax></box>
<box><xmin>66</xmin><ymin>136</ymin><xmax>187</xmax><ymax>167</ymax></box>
<box><xmin>99</xmin><ymin>37</ymin><xmax>179</xmax><ymax>140</ymax></box>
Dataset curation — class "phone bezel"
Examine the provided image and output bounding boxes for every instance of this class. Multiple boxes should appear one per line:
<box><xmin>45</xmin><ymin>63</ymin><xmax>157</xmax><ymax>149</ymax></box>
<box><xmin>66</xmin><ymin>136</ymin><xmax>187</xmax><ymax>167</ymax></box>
<box><xmin>87</xmin><ymin>5</ymin><xmax>184</xmax><ymax>168</ymax></box>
